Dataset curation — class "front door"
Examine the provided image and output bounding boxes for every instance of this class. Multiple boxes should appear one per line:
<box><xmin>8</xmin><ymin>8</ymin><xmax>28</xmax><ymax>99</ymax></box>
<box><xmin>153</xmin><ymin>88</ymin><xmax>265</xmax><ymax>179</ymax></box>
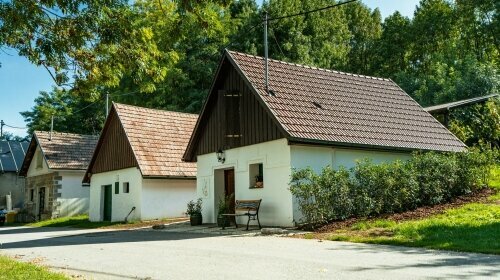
<box><xmin>38</xmin><ymin>187</ymin><xmax>45</xmax><ymax>220</ymax></box>
<box><xmin>103</xmin><ymin>185</ymin><xmax>112</xmax><ymax>221</ymax></box>
<box><xmin>224</xmin><ymin>169</ymin><xmax>235</xmax><ymax>213</ymax></box>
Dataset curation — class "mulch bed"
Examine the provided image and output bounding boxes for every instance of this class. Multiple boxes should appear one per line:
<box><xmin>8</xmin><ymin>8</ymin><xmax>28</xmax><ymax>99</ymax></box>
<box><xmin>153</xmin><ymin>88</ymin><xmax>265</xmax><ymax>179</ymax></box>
<box><xmin>314</xmin><ymin>188</ymin><xmax>496</xmax><ymax>233</ymax></box>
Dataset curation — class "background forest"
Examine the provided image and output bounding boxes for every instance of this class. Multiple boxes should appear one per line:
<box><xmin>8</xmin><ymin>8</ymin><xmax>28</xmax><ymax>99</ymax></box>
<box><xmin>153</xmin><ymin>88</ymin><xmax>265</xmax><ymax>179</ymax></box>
<box><xmin>0</xmin><ymin>0</ymin><xmax>498</xmax><ymax>146</ymax></box>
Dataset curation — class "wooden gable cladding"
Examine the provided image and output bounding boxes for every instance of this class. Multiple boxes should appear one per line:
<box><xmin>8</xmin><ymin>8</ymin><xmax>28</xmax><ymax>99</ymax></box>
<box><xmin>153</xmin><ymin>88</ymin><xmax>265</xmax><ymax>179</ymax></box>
<box><xmin>90</xmin><ymin>109</ymin><xmax>138</xmax><ymax>174</ymax></box>
<box><xmin>192</xmin><ymin>63</ymin><xmax>285</xmax><ymax>158</ymax></box>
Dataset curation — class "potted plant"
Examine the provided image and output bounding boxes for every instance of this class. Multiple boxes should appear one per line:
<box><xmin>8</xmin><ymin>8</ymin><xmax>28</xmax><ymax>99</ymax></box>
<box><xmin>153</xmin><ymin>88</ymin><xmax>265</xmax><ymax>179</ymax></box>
<box><xmin>186</xmin><ymin>198</ymin><xmax>203</xmax><ymax>226</ymax></box>
<box><xmin>217</xmin><ymin>195</ymin><xmax>231</xmax><ymax>227</ymax></box>
<box><xmin>255</xmin><ymin>175</ymin><xmax>264</xmax><ymax>188</ymax></box>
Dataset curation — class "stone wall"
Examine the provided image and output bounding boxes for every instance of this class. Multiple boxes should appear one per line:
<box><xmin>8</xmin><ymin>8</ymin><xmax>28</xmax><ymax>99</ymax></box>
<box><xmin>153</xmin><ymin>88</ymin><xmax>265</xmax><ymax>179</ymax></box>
<box><xmin>24</xmin><ymin>172</ymin><xmax>63</xmax><ymax>220</ymax></box>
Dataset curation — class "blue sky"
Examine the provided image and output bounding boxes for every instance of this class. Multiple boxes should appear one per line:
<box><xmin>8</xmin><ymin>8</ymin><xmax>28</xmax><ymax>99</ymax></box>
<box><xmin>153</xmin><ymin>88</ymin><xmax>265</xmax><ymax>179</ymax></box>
<box><xmin>0</xmin><ymin>0</ymin><xmax>419</xmax><ymax>137</ymax></box>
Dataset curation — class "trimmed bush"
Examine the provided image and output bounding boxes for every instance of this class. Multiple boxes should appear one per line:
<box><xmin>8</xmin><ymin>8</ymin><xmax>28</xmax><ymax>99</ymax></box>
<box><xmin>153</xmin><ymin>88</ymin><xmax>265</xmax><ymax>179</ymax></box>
<box><xmin>290</xmin><ymin>149</ymin><xmax>495</xmax><ymax>226</ymax></box>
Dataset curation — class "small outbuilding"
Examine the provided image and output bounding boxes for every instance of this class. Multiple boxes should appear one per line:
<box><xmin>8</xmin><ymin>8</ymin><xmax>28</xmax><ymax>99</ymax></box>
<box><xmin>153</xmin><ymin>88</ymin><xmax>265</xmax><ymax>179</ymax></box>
<box><xmin>19</xmin><ymin>131</ymin><xmax>98</xmax><ymax>220</ymax></box>
<box><xmin>0</xmin><ymin>140</ymin><xmax>29</xmax><ymax>210</ymax></box>
<box><xmin>183</xmin><ymin>50</ymin><xmax>467</xmax><ymax>227</ymax></box>
<box><xmin>84</xmin><ymin>103</ymin><xmax>198</xmax><ymax>222</ymax></box>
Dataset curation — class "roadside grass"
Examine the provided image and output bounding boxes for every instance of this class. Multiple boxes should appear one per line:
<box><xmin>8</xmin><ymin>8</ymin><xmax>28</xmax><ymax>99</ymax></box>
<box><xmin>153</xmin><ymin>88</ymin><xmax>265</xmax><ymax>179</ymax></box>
<box><xmin>319</xmin><ymin>166</ymin><xmax>500</xmax><ymax>255</ymax></box>
<box><xmin>26</xmin><ymin>215</ymin><xmax>186</xmax><ymax>229</ymax></box>
<box><xmin>0</xmin><ymin>255</ymin><xmax>68</xmax><ymax>280</ymax></box>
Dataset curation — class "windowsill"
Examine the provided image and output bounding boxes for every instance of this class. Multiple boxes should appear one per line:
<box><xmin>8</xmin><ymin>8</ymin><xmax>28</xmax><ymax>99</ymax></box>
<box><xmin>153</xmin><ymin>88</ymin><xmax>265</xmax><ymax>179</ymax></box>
<box><xmin>249</xmin><ymin>185</ymin><xmax>264</xmax><ymax>189</ymax></box>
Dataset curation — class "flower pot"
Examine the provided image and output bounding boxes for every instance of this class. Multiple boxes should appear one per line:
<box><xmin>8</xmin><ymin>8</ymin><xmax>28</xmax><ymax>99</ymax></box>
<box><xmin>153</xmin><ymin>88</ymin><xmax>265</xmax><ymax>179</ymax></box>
<box><xmin>217</xmin><ymin>215</ymin><xmax>230</xmax><ymax>227</ymax></box>
<box><xmin>190</xmin><ymin>214</ymin><xmax>202</xmax><ymax>226</ymax></box>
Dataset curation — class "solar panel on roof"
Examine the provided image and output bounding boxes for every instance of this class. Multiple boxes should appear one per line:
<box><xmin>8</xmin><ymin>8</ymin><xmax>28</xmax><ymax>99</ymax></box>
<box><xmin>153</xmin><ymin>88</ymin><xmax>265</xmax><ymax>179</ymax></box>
<box><xmin>0</xmin><ymin>141</ymin><xmax>17</xmax><ymax>172</ymax></box>
<box><xmin>10</xmin><ymin>142</ymin><xmax>27</xmax><ymax>170</ymax></box>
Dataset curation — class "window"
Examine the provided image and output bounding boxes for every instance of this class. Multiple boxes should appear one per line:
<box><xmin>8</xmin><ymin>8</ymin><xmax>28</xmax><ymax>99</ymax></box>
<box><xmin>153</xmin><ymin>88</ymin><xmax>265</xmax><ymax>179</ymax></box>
<box><xmin>36</xmin><ymin>151</ymin><xmax>43</xmax><ymax>169</ymax></box>
<box><xmin>115</xmin><ymin>182</ymin><xmax>119</xmax><ymax>194</ymax></box>
<box><xmin>123</xmin><ymin>182</ymin><xmax>130</xmax><ymax>193</ymax></box>
<box><xmin>30</xmin><ymin>189</ymin><xmax>34</xmax><ymax>202</ymax></box>
<box><xmin>249</xmin><ymin>163</ymin><xmax>264</xmax><ymax>189</ymax></box>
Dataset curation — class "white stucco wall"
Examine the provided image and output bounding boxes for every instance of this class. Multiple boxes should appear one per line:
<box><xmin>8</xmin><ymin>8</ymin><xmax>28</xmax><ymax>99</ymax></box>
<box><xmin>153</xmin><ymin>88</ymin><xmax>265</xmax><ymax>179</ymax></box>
<box><xmin>89</xmin><ymin>167</ymin><xmax>142</xmax><ymax>222</ymax></box>
<box><xmin>57</xmin><ymin>171</ymin><xmax>89</xmax><ymax>217</ymax></box>
<box><xmin>290</xmin><ymin>145</ymin><xmax>412</xmax><ymax>223</ymax></box>
<box><xmin>141</xmin><ymin>179</ymin><xmax>196</xmax><ymax>220</ymax></box>
<box><xmin>196</xmin><ymin>138</ymin><xmax>293</xmax><ymax>227</ymax></box>
<box><xmin>26</xmin><ymin>146</ymin><xmax>51</xmax><ymax>177</ymax></box>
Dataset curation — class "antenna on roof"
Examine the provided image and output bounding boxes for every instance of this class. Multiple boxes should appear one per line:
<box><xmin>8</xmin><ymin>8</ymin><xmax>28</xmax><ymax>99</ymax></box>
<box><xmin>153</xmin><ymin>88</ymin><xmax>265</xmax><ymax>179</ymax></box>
<box><xmin>264</xmin><ymin>11</ymin><xmax>269</xmax><ymax>95</ymax></box>
<box><xmin>106</xmin><ymin>93</ymin><xmax>109</xmax><ymax>117</ymax></box>
<box><xmin>49</xmin><ymin>115</ymin><xmax>54</xmax><ymax>141</ymax></box>
<box><xmin>0</xmin><ymin>120</ymin><xmax>4</xmax><ymax>138</ymax></box>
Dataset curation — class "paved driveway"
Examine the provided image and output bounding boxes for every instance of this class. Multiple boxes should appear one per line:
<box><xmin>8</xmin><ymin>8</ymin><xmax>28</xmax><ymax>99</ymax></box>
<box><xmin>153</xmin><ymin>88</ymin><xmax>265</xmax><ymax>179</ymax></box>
<box><xmin>0</xmin><ymin>226</ymin><xmax>499</xmax><ymax>279</ymax></box>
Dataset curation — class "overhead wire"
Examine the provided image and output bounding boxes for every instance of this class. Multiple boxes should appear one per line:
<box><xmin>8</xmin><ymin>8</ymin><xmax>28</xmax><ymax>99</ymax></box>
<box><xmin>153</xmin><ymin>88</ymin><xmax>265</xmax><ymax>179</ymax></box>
<box><xmin>267</xmin><ymin>0</ymin><xmax>357</xmax><ymax>22</ymax></box>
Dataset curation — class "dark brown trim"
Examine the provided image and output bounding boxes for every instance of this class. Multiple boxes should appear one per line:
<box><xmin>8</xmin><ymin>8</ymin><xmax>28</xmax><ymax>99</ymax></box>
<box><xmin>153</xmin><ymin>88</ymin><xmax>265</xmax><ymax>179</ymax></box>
<box><xmin>287</xmin><ymin>137</ymin><xmax>462</xmax><ymax>153</ymax></box>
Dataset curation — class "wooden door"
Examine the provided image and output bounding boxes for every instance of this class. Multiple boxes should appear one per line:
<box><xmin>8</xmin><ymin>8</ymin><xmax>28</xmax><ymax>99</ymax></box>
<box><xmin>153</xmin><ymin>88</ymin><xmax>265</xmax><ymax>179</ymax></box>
<box><xmin>224</xmin><ymin>169</ymin><xmax>235</xmax><ymax>213</ymax></box>
<box><xmin>38</xmin><ymin>187</ymin><xmax>45</xmax><ymax>220</ymax></box>
<box><xmin>103</xmin><ymin>185</ymin><xmax>112</xmax><ymax>221</ymax></box>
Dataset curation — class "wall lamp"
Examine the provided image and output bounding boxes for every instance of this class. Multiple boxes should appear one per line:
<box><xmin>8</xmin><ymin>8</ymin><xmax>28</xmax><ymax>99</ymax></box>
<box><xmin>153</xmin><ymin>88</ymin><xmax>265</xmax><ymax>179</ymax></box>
<box><xmin>216</xmin><ymin>149</ymin><xmax>225</xmax><ymax>164</ymax></box>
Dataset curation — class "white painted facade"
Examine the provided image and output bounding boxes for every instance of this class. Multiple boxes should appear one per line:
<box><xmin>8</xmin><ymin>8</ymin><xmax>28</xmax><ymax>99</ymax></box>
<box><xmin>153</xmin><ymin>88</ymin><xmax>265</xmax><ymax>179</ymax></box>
<box><xmin>89</xmin><ymin>167</ymin><xmax>196</xmax><ymax>222</ymax></box>
<box><xmin>58</xmin><ymin>171</ymin><xmax>90</xmax><ymax>217</ymax></box>
<box><xmin>197</xmin><ymin>139</ymin><xmax>411</xmax><ymax>227</ymax></box>
<box><xmin>25</xmin><ymin>146</ymin><xmax>90</xmax><ymax>218</ymax></box>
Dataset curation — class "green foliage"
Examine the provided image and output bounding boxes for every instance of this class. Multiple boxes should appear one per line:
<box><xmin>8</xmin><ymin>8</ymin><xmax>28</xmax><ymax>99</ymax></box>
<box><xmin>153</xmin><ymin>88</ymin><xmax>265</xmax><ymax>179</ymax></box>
<box><xmin>449</xmin><ymin>99</ymin><xmax>500</xmax><ymax>148</ymax></box>
<box><xmin>20</xmin><ymin>87</ymin><xmax>105</xmax><ymax>135</ymax></box>
<box><xmin>327</xmin><ymin>203</ymin><xmax>500</xmax><ymax>254</ymax></box>
<box><xmin>290</xmin><ymin>149</ymin><xmax>495</xmax><ymax>226</ymax></box>
<box><xmin>186</xmin><ymin>198</ymin><xmax>203</xmax><ymax>215</ymax></box>
<box><xmin>2</xmin><ymin>0</ymin><xmax>498</xmax><ymax>142</ymax></box>
<box><xmin>0</xmin><ymin>255</ymin><xmax>68</xmax><ymax>280</ymax></box>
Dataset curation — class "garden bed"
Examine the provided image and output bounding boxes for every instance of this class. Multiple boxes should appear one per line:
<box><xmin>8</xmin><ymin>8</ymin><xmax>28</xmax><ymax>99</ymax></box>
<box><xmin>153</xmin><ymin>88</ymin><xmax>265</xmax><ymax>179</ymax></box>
<box><xmin>315</xmin><ymin>187</ymin><xmax>496</xmax><ymax>233</ymax></box>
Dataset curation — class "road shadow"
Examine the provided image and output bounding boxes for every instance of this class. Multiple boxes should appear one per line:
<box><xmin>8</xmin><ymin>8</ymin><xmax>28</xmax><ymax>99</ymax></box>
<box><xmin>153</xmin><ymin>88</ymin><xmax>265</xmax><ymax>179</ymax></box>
<box><xmin>326</xmin><ymin>242</ymin><xmax>500</xmax><ymax>278</ymax></box>
<box><xmin>1</xmin><ymin>228</ymin><xmax>216</xmax><ymax>250</ymax></box>
<box><xmin>0</xmin><ymin>226</ymin><xmax>91</xmax><ymax>235</ymax></box>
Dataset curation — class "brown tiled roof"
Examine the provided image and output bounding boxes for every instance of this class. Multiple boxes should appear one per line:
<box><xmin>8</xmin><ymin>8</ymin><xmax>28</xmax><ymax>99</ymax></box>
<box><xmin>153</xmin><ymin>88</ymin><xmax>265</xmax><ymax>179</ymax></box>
<box><xmin>19</xmin><ymin>131</ymin><xmax>98</xmax><ymax>175</ymax></box>
<box><xmin>114</xmin><ymin>103</ymin><xmax>198</xmax><ymax>177</ymax></box>
<box><xmin>227</xmin><ymin>50</ymin><xmax>466</xmax><ymax>152</ymax></box>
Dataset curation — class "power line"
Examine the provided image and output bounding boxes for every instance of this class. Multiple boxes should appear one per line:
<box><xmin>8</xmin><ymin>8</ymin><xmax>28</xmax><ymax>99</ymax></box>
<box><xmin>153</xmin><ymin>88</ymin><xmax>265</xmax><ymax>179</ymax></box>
<box><xmin>267</xmin><ymin>0</ymin><xmax>358</xmax><ymax>22</ymax></box>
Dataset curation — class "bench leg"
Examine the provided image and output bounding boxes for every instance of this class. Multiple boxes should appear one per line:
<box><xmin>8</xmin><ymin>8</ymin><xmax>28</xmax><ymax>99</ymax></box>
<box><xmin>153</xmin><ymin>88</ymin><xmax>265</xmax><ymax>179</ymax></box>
<box><xmin>234</xmin><ymin>216</ymin><xmax>238</xmax><ymax>229</ymax></box>
<box><xmin>257</xmin><ymin>214</ymin><xmax>261</xmax><ymax>229</ymax></box>
<box><xmin>246</xmin><ymin>216</ymin><xmax>251</xmax><ymax>230</ymax></box>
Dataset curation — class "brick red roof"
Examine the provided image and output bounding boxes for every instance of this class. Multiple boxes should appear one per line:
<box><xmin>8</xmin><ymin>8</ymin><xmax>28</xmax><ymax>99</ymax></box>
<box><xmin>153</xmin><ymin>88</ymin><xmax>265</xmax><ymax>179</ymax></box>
<box><xmin>114</xmin><ymin>103</ymin><xmax>198</xmax><ymax>177</ymax></box>
<box><xmin>227</xmin><ymin>51</ymin><xmax>466</xmax><ymax>152</ymax></box>
<box><xmin>19</xmin><ymin>131</ymin><xmax>98</xmax><ymax>175</ymax></box>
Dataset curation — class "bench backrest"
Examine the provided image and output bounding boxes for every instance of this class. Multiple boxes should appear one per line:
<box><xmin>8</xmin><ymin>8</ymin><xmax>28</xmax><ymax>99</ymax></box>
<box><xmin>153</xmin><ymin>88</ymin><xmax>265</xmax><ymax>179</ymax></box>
<box><xmin>235</xmin><ymin>199</ymin><xmax>262</xmax><ymax>211</ymax></box>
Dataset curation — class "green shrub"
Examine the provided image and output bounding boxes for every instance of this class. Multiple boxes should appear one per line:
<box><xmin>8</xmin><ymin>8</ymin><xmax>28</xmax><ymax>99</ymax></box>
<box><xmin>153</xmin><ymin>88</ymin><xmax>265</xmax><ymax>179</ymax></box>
<box><xmin>290</xmin><ymin>149</ymin><xmax>495</xmax><ymax>226</ymax></box>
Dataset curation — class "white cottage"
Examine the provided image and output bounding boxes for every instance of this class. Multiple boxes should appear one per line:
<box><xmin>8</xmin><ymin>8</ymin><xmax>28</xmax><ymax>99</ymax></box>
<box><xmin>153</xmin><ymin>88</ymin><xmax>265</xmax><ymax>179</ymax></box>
<box><xmin>183</xmin><ymin>50</ymin><xmax>466</xmax><ymax>227</ymax></box>
<box><xmin>84</xmin><ymin>103</ymin><xmax>198</xmax><ymax>222</ymax></box>
<box><xmin>19</xmin><ymin>131</ymin><xmax>98</xmax><ymax>220</ymax></box>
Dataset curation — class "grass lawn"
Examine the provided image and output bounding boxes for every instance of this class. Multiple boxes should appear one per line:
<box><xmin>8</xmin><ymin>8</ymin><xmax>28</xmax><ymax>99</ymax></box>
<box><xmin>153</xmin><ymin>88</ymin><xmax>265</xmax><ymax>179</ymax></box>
<box><xmin>26</xmin><ymin>214</ymin><xmax>186</xmax><ymax>229</ymax></box>
<box><xmin>306</xmin><ymin>166</ymin><xmax>500</xmax><ymax>255</ymax></box>
<box><xmin>0</xmin><ymin>255</ymin><xmax>68</xmax><ymax>280</ymax></box>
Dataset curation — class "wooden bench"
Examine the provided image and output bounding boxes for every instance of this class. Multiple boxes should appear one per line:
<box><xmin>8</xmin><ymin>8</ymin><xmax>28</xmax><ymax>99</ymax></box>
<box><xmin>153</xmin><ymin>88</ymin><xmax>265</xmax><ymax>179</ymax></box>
<box><xmin>222</xmin><ymin>199</ymin><xmax>262</xmax><ymax>230</ymax></box>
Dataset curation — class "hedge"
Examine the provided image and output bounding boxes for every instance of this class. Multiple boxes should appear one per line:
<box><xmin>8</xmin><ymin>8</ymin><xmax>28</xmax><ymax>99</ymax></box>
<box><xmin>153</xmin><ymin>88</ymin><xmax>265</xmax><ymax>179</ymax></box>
<box><xmin>290</xmin><ymin>148</ymin><xmax>495</xmax><ymax>226</ymax></box>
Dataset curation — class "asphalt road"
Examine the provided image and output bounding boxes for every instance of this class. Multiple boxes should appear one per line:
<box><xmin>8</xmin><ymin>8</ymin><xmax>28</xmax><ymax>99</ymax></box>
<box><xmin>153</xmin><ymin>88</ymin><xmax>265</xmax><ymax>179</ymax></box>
<box><xmin>0</xmin><ymin>226</ymin><xmax>499</xmax><ymax>279</ymax></box>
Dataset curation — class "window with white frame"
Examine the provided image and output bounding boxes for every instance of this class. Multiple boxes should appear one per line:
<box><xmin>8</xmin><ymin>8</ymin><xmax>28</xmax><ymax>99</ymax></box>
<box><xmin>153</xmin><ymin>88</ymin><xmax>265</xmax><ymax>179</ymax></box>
<box><xmin>249</xmin><ymin>163</ymin><xmax>263</xmax><ymax>188</ymax></box>
<box><xmin>123</xmin><ymin>182</ymin><xmax>130</xmax><ymax>193</ymax></box>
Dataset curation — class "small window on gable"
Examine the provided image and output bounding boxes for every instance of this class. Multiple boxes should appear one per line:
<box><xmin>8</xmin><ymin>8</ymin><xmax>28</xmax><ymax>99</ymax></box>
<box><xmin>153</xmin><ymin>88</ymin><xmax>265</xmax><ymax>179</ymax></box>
<box><xmin>249</xmin><ymin>163</ymin><xmax>264</xmax><ymax>189</ymax></box>
<box><xmin>36</xmin><ymin>151</ymin><xmax>43</xmax><ymax>169</ymax></box>
<box><xmin>123</xmin><ymin>182</ymin><xmax>130</xmax><ymax>193</ymax></box>
<box><xmin>115</xmin><ymin>182</ymin><xmax>119</xmax><ymax>194</ymax></box>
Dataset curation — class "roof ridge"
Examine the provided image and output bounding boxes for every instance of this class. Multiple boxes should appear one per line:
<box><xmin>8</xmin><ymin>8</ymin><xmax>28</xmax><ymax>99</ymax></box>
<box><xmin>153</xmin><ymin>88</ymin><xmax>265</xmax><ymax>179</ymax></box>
<box><xmin>226</xmin><ymin>50</ymin><xmax>391</xmax><ymax>82</ymax></box>
<box><xmin>34</xmin><ymin>130</ymin><xmax>98</xmax><ymax>138</ymax></box>
<box><xmin>113</xmin><ymin>102</ymin><xmax>199</xmax><ymax>117</ymax></box>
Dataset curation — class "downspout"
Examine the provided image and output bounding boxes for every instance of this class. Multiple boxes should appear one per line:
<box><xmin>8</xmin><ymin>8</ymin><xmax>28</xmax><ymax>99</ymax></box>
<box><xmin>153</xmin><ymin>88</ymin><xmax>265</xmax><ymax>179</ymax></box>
<box><xmin>124</xmin><ymin>206</ymin><xmax>136</xmax><ymax>223</ymax></box>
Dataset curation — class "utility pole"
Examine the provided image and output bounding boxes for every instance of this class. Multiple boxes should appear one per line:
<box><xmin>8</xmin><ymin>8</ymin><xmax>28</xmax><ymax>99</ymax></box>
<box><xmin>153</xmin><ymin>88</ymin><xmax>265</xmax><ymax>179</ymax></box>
<box><xmin>0</xmin><ymin>120</ymin><xmax>4</xmax><ymax>138</ymax></box>
<box><xmin>106</xmin><ymin>94</ymin><xmax>109</xmax><ymax>117</ymax></box>
<box><xmin>49</xmin><ymin>115</ymin><xmax>54</xmax><ymax>141</ymax></box>
<box><xmin>264</xmin><ymin>12</ymin><xmax>269</xmax><ymax>94</ymax></box>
